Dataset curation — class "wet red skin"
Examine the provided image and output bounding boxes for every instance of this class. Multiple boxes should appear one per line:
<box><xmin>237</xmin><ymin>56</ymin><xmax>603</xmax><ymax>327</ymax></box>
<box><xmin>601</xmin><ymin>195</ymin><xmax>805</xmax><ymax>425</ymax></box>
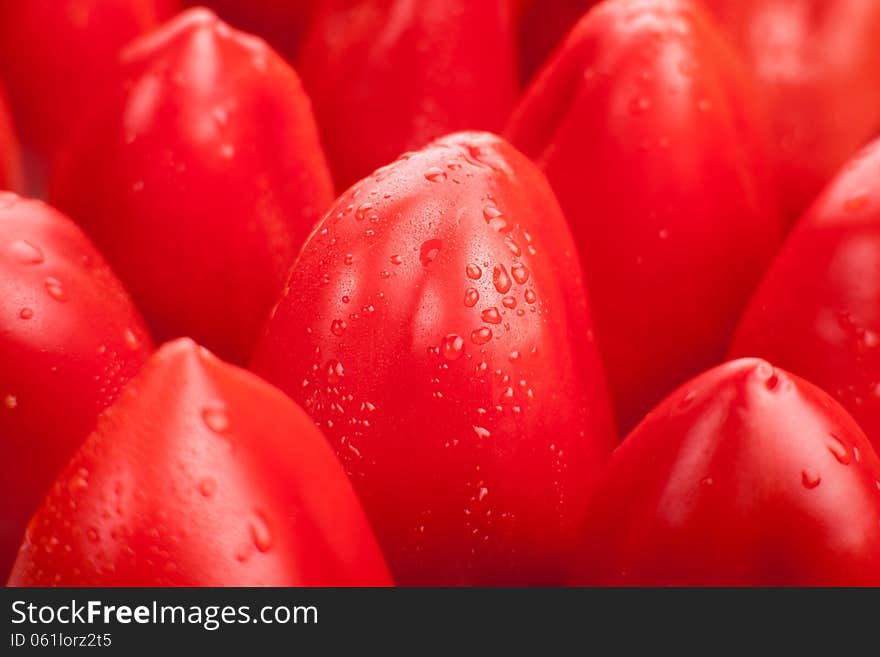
<box><xmin>50</xmin><ymin>9</ymin><xmax>335</xmax><ymax>365</ymax></box>
<box><xmin>298</xmin><ymin>0</ymin><xmax>518</xmax><ymax>191</ymax></box>
<box><xmin>0</xmin><ymin>0</ymin><xmax>178</xmax><ymax>158</ymax></box>
<box><xmin>516</xmin><ymin>0</ymin><xmax>599</xmax><ymax>84</ymax></box>
<box><xmin>573</xmin><ymin>358</ymin><xmax>880</xmax><ymax>586</ymax></box>
<box><xmin>506</xmin><ymin>0</ymin><xmax>782</xmax><ymax>433</ymax></box>
<box><xmin>7</xmin><ymin>339</ymin><xmax>392</xmax><ymax>586</ymax></box>
<box><xmin>0</xmin><ymin>193</ymin><xmax>153</xmax><ymax>578</ymax></box>
<box><xmin>251</xmin><ymin>131</ymin><xmax>617</xmax><ymax>585</ymax></box>
<box><xmin>192</xmin><ymin>0</ymin><xmax>317</xmax><ymax>59</ymax></box>
<box><xmin>704</xmin><ymin>0</ymin><xmax>880</xmax><ymax>223</ymax></box>
<box><xmin>731</xmin><ymin>138</ymin><xmax>880</xmax><ymax>453</ymax></box>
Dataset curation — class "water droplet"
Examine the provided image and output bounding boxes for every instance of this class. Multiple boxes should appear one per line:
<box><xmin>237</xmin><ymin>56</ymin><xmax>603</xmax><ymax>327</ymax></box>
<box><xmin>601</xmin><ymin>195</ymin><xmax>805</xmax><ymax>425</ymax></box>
<box><xmin>508</xmin><ymin>350</ymin><xmax>521</xmax><ymax>363</ymax></box>
<box><xmin>219</xmin><ymin>143</ymin><xmax>235</xmax><ymax>159</ymax></box>
<box><xmin>471</xmin><ymin>327</ymin><xmax>493</xmax><ymax>345</ymax></box>
<box><xmin>424</xmin><ymin>167</ymin><xmax>446</xmax><ymax>182</ymax></box>
<box><xmin>326</xmin><ymin>360</ymin><xmax>345</xmax><ymax>385</ymax></box>
<box><xmin>505</xmin><ymin>237</ymin><xmax>521</xmax><ymax>256</ymax></box>
<box><xmin>524</xmin><ymin>289</ymin><xmax>537</xmax><ymax>304</ymax></box>
<box><xmin>419</xmin><ymin>239</ymin><xmax>442</xmax><ymax>265</ymax></box>
<box><xmin>482</xmin><ymin>204</ymin><xmax>509</xmax><ymax>232</ymax></box>
<box><xmin>19</xmin><ymin>307</ymin><xmax>33</xmax><ymax>320</ymax></box>
<box><xmin>489</xmin><ymin>217</ymin><xmax>509</xmax><ymax>233</ymax></box>
<box><xmin>355</xmin><ymin>202</ymin><xmax>373</xmax><ymax>220</ymax></box>
<box><xmin>493</xmin><ymin>265</ymin><xmax>511</xmax><ymax>293</ymax></box>
<box><xmin>481</xmin><ymin>307</ymin><xmax>502</xmax><ymax>324</ymax></box>
<box><xmin>466</xmin><ymin>263</ymin><xmax>482</xmax><ymax>280</ymax></box>
<box><xmin>473</xmin><ymin>426</ymin><xmax>491</xmax><ymax>439</ymax></box>
<box><xmin>69</xmin><ymin>468</ymin><xmax>89</xmax><ymax>493</ymax></box>
<box><xmin>827</xmin><ymin>434</ymin><xmax>850</xmax><ymax>465</ymax></box>
<box><xmin>511</xmin><ymin>263</ymin><xmax>529</xmax><ymax>284</ymax></box>
<box><xmin>502</xmin><ymin>296</ymin><xmax>517</xmax><ymax>309</ymax></box>
<box><xmin>198</xmin><ymin>477</ymin><xmax>217</xmax><ymax>497</ymax></box>
<box><xmin>123</xmin><ymin>329</ymin><xmax>141</xmax><ymax>350</ymax></box>
<box><xmin>442</xmin><ymin>334</ymin><xmax>464</xmax><ymax>361</ymax></box>
<box><xmin>658</xmin><ymin>228</ymin><xmax>669</xmax><ymax>240</ymax></box>
<box><xmin>756</xmin><ymin>362</ymin><xmax>778</xmax><ymax>390</ymax></box>
<box><xmin>679</xmin><ymin>391</ymin><xmax>696</xmax><ymax>407</ymax></box>
<box><xmin>202</xmin><ymin>404</ymin><xmax>229</xmax><ymax>433</ymax></box>
<box><xmin>802</xmin><ymin>469</ymin><xmax>821</xmax><ymax>489</ymax></box>
<box><xmin>483</xmin><ymin>204</ymin><xmax>502</xmax><ymax>221</ymax></box>
<box><xmin>249</xmin><ymin>510</ymin><xmax>273</xmax><ymax>553</ymax></box>
<box><xmin>9</xmin><ymin>239</ymin><xmax>44</xmax><ymax>264</ymax></box>
<box><xmin>331</xmin><ymin>319</ymin><xmax>347</xmax><ymax>336</ymax></box>
<box><xmin>464</xmin><ymin>287</ymin><xmax>479</xmax><ymax>308</ymax></box>
<box><xmin>44</xmin><ymin>277</ymin><xmax>66</xmax><ymax>301</ymax></box>
<box><xmin>3</xmin><ymin>394</ymin><xmax>17</xmax><ymax>410</ymax></box>
<box><xmin>478</xmin><ymin>486</ymin><xmax>489</xmax><ymax>501</ymax></box>
<box><xmin>86</xmin><ymin>527</ymin><xmax>100</xmax><ymax>543</ymax></box>
<box><xmin>853</xmin><ymin>446</ymin><xmax>862</xmax><ymax>463</ymax></box>
<box><xmin>390</xmin><ymin>254</ymin><xmax>402</xmax><ymax>265</ymax></box>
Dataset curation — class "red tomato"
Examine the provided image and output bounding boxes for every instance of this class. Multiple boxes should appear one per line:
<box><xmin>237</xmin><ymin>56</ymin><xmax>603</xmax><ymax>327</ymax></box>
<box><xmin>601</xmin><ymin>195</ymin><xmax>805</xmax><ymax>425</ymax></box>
<box><xmin>194</xmin><ymin>0</ymin><xmax>317</xmax><ymax>58</ymax></box>
<box><xmin>251</xmin><ymin>131</ymin><xmax>617</xmax><ymax>585</ymax></box>
<box><xmin>704</xmin><ymin>0</ymin><xmax>880</xmax><ymax>222</ymax></box>
<box><xmin>573</xmin><ymin>358</ymin><xmax>880</xmax><ymax>586</ymax></box>
<box><xmin>506</xmin><ymin>0</ymin><xmax>782</xmax><ymax>432</ymax></box>
<box><xmin>731</xmin><ymin>138</ymin><xmax>880</xmax><ymax>452</ymax></box>
<box><xmin>7</xmin><ymin>339</ymin><xmax>392</xmax><ymax>586</ymax></box>
<box><xmin>0</xmin><ymin>84</ymin><xmax>22</xmax><ymax>192</ymax></box>
<box><xmin>298</xmin><ymin>0</ymin><xmax>518</xmax><ymax>190</ymax></box>
<box><xmin>516</xmin><ymin>0</ymin><xmax>599</xmax><ymax>84</ymax></box>
<box><xmin>50</xmin><ymin>8</ymin><xmax>335</xmax><ymax>364</ymax></box>
<box><xmin>0</xmin><ymin>193</ymin><xmax>153</xmax><ymax>576</ymax></box>
<box><xmin>0</xmin><ymin>0</ymin><xmax>178</xmax><ymax>158</ymax></box>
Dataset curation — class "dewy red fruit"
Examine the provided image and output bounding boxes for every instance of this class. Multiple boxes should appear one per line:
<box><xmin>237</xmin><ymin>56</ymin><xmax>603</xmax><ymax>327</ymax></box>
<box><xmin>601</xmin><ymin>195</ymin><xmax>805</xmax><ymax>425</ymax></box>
<box><xmin>731</xmin><ymin>137</ymin><xmax>880</xmax><ymax>452</ymax></box>
<box><xmin>705</xmin><ymin>0</ymin><xmax>880</xmax><ymax>222</ymax></box>
<box><xmin>8</xmin><ymin>339</ymin><xmax>392</xmax><ymax>587</ymax></box>
<box><xmin>0</xmin><ymin>0</ymin><xmax>178</xmax><ymax>157</ymax></box>
<box><xmin>573</xmin><ymin>359</ymin><xmax>880</xmax><ymax>586</ymax></box>
<box><xmin>298</xmin><ymin>0</ymin><xmax>518</xmax><ymax>190</ymax></box>
<box><xmin>0</xmin><ymin>84</ymin><xmax>22</xmax><ymax>192</ymax></box>
<box><xmin>50</xmin><ymin>8</ymin><xmax>335</xmax><ymax>364</ymax></box>
<box><xmin>251</xmin><ymin>131</ymin><xmax>617</xmax><ymax>585</ymax></box>
<box><xmin>0</xmin><ymin>193</ymin><xmax>153</xmax><ymax>576</ymax></box>
<box><xmin>506</xmin><ymin>0</ymin><xmax>782</xmax><ymax>432</ymax></box>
